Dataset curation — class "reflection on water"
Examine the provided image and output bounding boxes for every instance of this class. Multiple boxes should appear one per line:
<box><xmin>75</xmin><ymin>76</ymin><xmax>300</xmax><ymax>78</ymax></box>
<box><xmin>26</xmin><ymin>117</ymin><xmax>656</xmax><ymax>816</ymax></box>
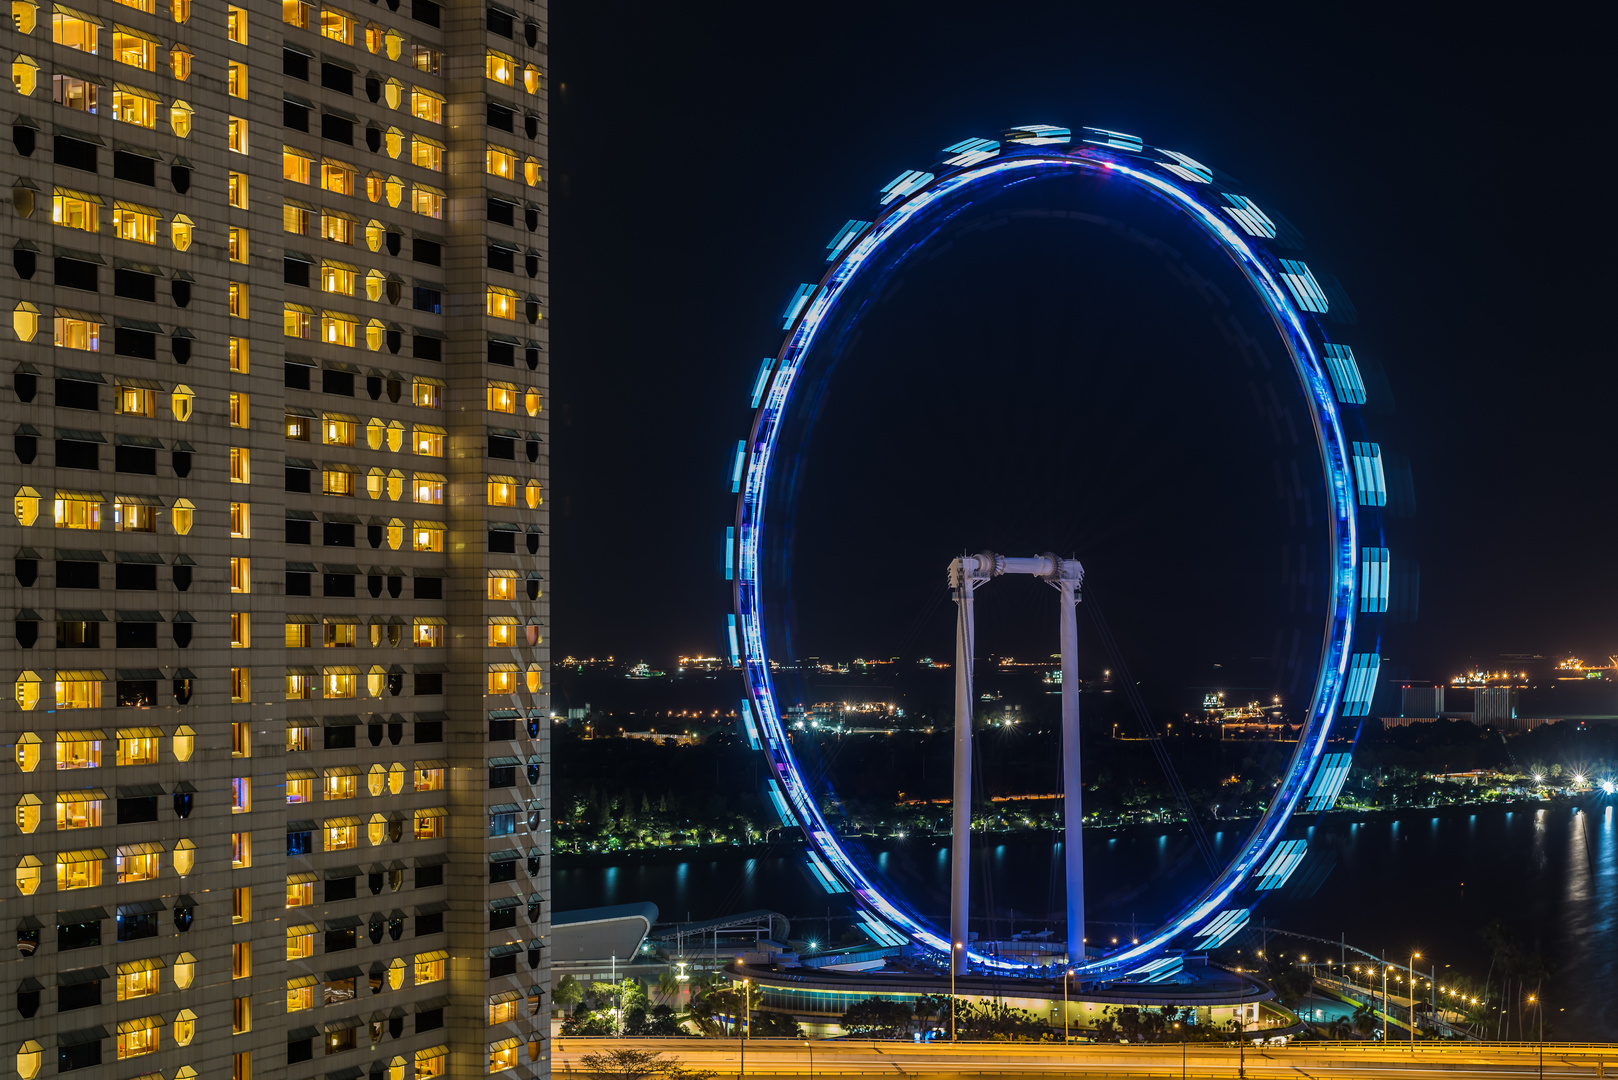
<box><xmin>556</xmin><ymin>805</ymin><xmax>1617</xmax><ymax>1039</ymax></box>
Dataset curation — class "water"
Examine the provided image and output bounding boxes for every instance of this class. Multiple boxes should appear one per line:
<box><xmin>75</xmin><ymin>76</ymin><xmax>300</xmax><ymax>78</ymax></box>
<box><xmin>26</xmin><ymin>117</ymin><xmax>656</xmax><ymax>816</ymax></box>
<box><xmin>554</xmin><ymin>804</ymin><xmax>1618</xmax><ymax>1040</ymax></box>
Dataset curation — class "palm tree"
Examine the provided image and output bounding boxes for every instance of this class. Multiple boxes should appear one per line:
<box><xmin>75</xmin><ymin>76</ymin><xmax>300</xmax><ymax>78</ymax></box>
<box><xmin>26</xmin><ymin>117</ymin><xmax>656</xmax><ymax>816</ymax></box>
<box><xmin>656</xmin><ymin>970</ymin><xmax>681</xmax><ymax>1007</ymax></box>
<box><xmin>1352</xmin><ymin>1002</ymin><xmax>1376</xmax><ymax>1037</ymax></box>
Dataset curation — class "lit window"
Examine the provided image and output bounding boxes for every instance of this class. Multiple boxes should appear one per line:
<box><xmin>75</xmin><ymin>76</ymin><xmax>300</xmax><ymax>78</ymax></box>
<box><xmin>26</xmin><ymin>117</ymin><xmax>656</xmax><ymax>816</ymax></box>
<box><xmin>12</xmin><ymin>53</ymin><xmax>38</xmax><ymax>95</ymax></box>
<box><xmin>325</xmin><ymin>670</ymin><xmax>358</xmax><ymax>698</ymax></box>
<box><xmin>411</xmin><ymin>473</ymin><xmax>444</xmax><ymax>504</ymax></box>
<box><xmin>488</xmin><ymin>620</ymin><xmax>516</xmax><ymax>647</ymax></box>
<box><xmin>231</xmin><ymin>776</ymin><xmax>251</xmax><ymax>812</ymax></box>
<box><xmin>232</xmin><ymin>831</ymin><xmax>252</xmax><ymax>869</ymax></box>
<box><xmin>487</xmin><ymin>573</ymin><xmax>516</xmax><ymax>601</ymax></box>
<box><xmin>487</xmin><ymin>475</ymin><xmax>517</xmax><ymax>507</ymax></box>
<box><xmin>412</xmin><ymin>619</ymin><xmax>442</xmax><ymax>647</ymax></box>
<box><xmin>229</xmin><ymin>391</ymin><xmax>250</xmax><ymax>427</ymax></box>
<box><xmin>487</xmin><ymin>666</ymin><xmax>516</xmax><ymax>694</ymax></box>
<box><xmin>171</xmin><ymin>384</ymin><xmax>191</xmax><ymax>423</ymax></box>
<box><xmin>287</xmin><ymin>877</ymin><xmax>314</xmax><ymax>906</ymax></box>
<box><xmin>281</xmin><ymin>0</ymin><xmax>311</xmax><ymax>27</ymax></box>
<box><xmin>410</xmin><ymin>41</ymin><xmax>437</xmax><ymax>71</ymax></box>
<box><xmin>232</xmin><ymin>722</ymin><xmax>249</xmax><ymax>758</ymax></box>
<box><xmin>229</xmin><ymin>227</ymin><xmax>248</xmax><ymax>263</ymax></box>
<box><xmin>487</xmin><ymin>286</ymin><xmax>518</xmax><ymax>320</ymax></box>
<box><xmin>117</xmin><ymin>384</ymin><xmax>156</xmax><ymax>416</ymax></box>
<box><xmin>285</xmin><ymin>622</ymin><xmax>310</xmax><ymax>648</ymax></box>
<box><xmin>485</xmin><ymin>49</ymin><xmax>513</xmax><ymax>85</ymax></box>
<box><xmin>230</xmin><ymin>612</ymin><xmax>251</xmax><ymax>647</ymax></box>
<box><xmin>322</xmin><ymin>468</ymin><xmax>354</xmax><ymax>496</ymax></box>
<box><xmin>53</xmin><ymin>493</ymin><xmax>101</xmax><ymax>529</ymax></box>
<box><xmin>171</xmin><ymin>0</ymin><xmax>187</xmax><ymax>22</ymax></box>
<box><xmin>171</xmin><ymin>498</ymin><xmax>194</xmax><ymax>535</ymax></box>
<box><xmin>486</xmin><ymin>143</ymin><xmax>516</xmax><ymax>179</ymax></box>
<box><xmin>325</xmin><ymin>818</ymin><xmax>358</xmax><ymax>850</ymax></box>
<box><xmin>523</xmin><ymin>64</ymin><xmax>541</xmax><ymax>94</ymax></box>
<box><xmin>284</xmin><ymin>204</ymin><xmax>311</xmax><ymax>237</ymax></box>
<box><xmin>412</xmin><ymin>184</ymin><xmax>442</xmax><ymax>219</ymax></box>
<box><xmin>230</xmin><ymin>335</ymin><xmax>249</xmax><ymax>370</ymax></box>
<box><xmin>411</xmin><ymin>134</ymin><xmax>442</xmax><ymax>171</ymax></box>
<box><xmin>363</xmin><ymin>20</ymin><xmax>381</xmax><ymax>51</ymax></box>
<box><xmin>410</xmin><ymin>85</ymin><xmax>442</xmax><ymax>123</ymax></box>
<box><xmin>319</xmin><ymin>5</ymin><xmax>353</xmax><ymax>42</ymax></box>
<box><xmin>229</xmin><ymin>170</ymin><xmax>249</xmax><ymax>208</ymax></box>
<box><xmin>55</xmin><ymin>731</ymin><xmax>101</xmax><ymax>767</ymax></box>
<box><xmin>55</xmin><ymin>792</ymin><xmax>100</xmax><ymax>829</ymax></box>
<box><xmin>230</xmin><ymin>446</ymin><xmax>250</xmax><ymax>483</ymax></box>
<box><xmin>13</xmin><ymin>0</ymin><xmax>37</xmax><ymax>34</ymax></box>
<box><xmin>169</xmin><ymin>98</ymin><xmax>192</xmax><ymax>136</ymax></box>
<box><xmin>410</xmin><ymin>424</ymin><xmax>443</xmax><ymax>453</ymax></box>
<box><xmin>226</xmin><ymin>3</ymin><xmax>245</xmax><ymax>41</ymax></box>
<box><xmin>171</xmin><ymin>213</ymin><xmax>192</xmax><ymax>250</ymax></box>
<box><xmin>116</xmin><ymin>731</ymin><xmax>158</xmax><ymax>765</ymax></box>
<box><xmin>284</xmin><ymin>304</ymin><xmax>312</xmax><ymax>338</ymax></box>
<box><xmin>116</xmin><ymin>843</ymin><xmax>161</xmax><ymax>882</ymax></box>
<box><xmin>383</xmin><ymin>124</ymin><xmax>402</xmax><ymax>157</ymax></box>
<box><xmin>416</xmin><ymin>1049</ymin><xmax>447</xmax><ymax>1079</ymax></box>
<box><xmin>490</xmin><ymin>1044</ymin><xmax>519</xmax><ymax>1073</ymax></box>
<box><xmin>115</xmin><ymin>1016</ymin><xmax>160</xmax><ymax>1060</ymax></box>
<box><xmin>228</xmin><ymin>115</ymin><xmax>247</xmax><ymax>153</ymax></box>
<box><xmin>324</xmin><ymin>769</ymin><xmax>357</xmax><ymax>800</ymax></box>
<box><xmin>383</xmin><ymin>75</ymin><xmax>402</xmax><ymax>109</ymax></box>
<box><xmin>364</xmin><ymin>170</ymin><xmax>383</xmax><ymax>202</ymax></box>
<box><xmin>412</xmin><ymin>379</ymin><xmax>443</xmax><ymax>408</ymax></box>
<box><xmin>322</xmin><ymin>310</ymin><xmax>357</xmax><ymax>346</ymax></box>
<box><xmin>412</xmin><ymin>521</ymin><xmax>443</xmax><ymax>552</ymax></box>
<box><xmin>116</xmin><ymin>966</ymin><xmax>160</xmax><ymax>1002</ymax></box>
<box><xmin>176</xmin><ymin>725</ymin><xmax>198</xmax><ymax>761</ymax></box>
<box><xmin>287</xmin><ymin>978</ymin><xmax>315</xmax><ymax>1010</ymax></box>
<box><xmin>113</xmin><ymin>499</ymin><xmax>156</xmax><ymax>532</ymax></box>
<box><xmin>285</xmin><ymin>673</ymin><xmax>312</xmax><ymax>700</ymax></box>
<box><xmin>51</xmin><ymin>72</ymin><xmax>96</xmax><ymax>112</ymax></box>
<box><xmin>51</xmin><ymin>189</ymin><xmax>100</xmax><ymax>232</ymax></box>
<box><xmin>52</xmin><ymin>9</ymin><xmax>98</xmax><ymax>53</ymax></box>
<box><xmin>116</xmin><ymin>0</ymin><xmax>155</xmax><ymax>13</ymax></box>
<box><xmin>525</xmin><ymin>479</ymin><xmax>541</xmax><ymax>508</ymax></box>
<box><xmin>111</xmin><ymin>84</ymin><xmax>157</xmax><ymax>127</ymax></box>
<box><xmin>413</xmin><ymin>808</ymin><xmax>444</xmax><ymax>839</ymax></box>
<box><xmin>413</xmin><ymin>952</ymin><xmax>446</xmax><ymax>984</ymax></box>
<box><xmin>322</xmin><ymin>210</ymin><xmax>355</xmax><ymax>244</ymax></box>
<box><xmin>287</xmin><ymin>725</ymin><xmax>312</xmax><ymax>752</ymax></box>
<box><xmin>55</xmin><ymin>849</ymin><xmax>102</xmax><ymax>890</ymax></box>
<box><xmin>233</xmin><ymin>996</ymin><xmax>252</xmax><ymax>1035</ymax></box>
<box><xmin>113</xmin><ymin>203</ymin><xmax>158</xmax><ymax>242</ymax></box>
<box><xmin>110</xmin><ymin>26</ymin><xmax>155</xmax><ymax>69</ymax></box>
<box><xmin>321</xmin><ymin>157</ymin><xmax>355</xmax><ymax>194</ymax></box>
<box><xmin>283</xmin><ymin>149</ymin><xmax>313</xmax><ymax>184</ymax></box>
<box><xmin>489</xmin><ymin>998</ymin><xmax>517</xmax><ymax>1025</ymax></box>
<box><xmin>322</xmin><ymin>261</ymin><xmax>356</xmax><ymax>295</ymax></box>
<box><xmin>231</xmin><ymin>665</ymin><xmax>251</xmax><ymax>702</ymax></box>
<box><xmin>232</xmin><ymin>942</ymin><xmax>252</xmax><ymax>978</ymax></box>
<box><xmin>230</xmin><ymin>501</ymin><xmax>251</xmax><ymax>537</ymax></box>
<box><xmin>169</xmin><ymin>43</ymin><xmax>190</xmax><ymax>79</ymax></box>
<box><xmin>524</xmin><ymin>156</ymin><xmax>541</xmax><ymax>186</ymax></box>
<box><xmin>487</xmin><ymin>382</ymin><xmax>517</xmax><ymax>413</ymax></box>
<box><xmin>324</xmin><ymin>620</ymin><xmax>357</xmax><ymax>647</ymax></box>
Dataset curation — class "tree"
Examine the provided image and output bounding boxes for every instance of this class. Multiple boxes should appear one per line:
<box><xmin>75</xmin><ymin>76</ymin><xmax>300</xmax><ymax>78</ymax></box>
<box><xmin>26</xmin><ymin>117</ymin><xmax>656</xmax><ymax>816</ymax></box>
<box><xmin>839</xmin><ymin>997</ymin><xmax>913</xmax><ymax>1038</ymax></box>
<box><xmin>1265</xmin><ymin>954</ymin><xmax>1313</xmax><ymax>1010</ymax></box>
<box><xmin>555</xmin><ymin>974</ymin><xmax>584</xmax><ymax>1009</ymax></box>
<box><xmin>656</xmin><ymin>970</ymin><xmax>682</xmax><ymax>1006</ymax></box>
<box><xmin>1352</xmin><ymin>1002</ymin><xmax>1377</xmax><ymax>1036</ymax></box>
<box><xmin>579</xmin><ymin>1048</ymin><xmax>713</xmax><ymax>1080</ymax></box>
<box><xmin>749</xmin><ymin>1010</ymin><xmax>802</xmax><ymax>1038</ymax></box>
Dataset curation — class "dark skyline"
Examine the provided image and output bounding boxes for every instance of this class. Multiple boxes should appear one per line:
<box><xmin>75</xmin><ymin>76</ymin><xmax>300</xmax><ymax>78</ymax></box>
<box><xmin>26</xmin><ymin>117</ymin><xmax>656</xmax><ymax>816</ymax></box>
<box><xmin>549</xmin><ymin>3</ymin><xmax>1609</xmax><ymax>680</ymax></box>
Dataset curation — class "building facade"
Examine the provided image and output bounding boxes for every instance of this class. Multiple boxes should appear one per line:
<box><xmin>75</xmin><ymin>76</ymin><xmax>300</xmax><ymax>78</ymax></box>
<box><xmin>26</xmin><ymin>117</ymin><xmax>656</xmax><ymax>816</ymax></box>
<box><xmin>1</xmin><ymin>0</ymin><xmax>550</xmax><ymax>1076</ymax></box>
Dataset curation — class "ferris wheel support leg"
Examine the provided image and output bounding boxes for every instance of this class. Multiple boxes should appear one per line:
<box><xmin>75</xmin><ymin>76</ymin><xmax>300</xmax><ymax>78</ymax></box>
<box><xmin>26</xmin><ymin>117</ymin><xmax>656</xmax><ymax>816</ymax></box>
<box><xmin>947</xmin><ymin>556</ymin><xmax>985</xmax><ymax>977</ymax></box>
<box><xmin>1057</xmin><ymin>576</ymin><xmax>1085</xmax><ymax>967</ymax></box>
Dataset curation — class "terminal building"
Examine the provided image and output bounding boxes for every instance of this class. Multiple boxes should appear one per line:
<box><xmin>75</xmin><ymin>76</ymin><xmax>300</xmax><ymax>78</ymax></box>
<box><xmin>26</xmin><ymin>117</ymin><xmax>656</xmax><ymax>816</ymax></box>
<box><xmin>0</xmin><ymin>0</ymin><xmax>551</xmax><ymax>1077</ymax></box>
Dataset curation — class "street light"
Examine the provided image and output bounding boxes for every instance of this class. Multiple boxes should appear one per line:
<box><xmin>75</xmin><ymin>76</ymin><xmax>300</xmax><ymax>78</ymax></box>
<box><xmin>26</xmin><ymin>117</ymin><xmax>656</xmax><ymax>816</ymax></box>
<box><xmin>1408</xmin><ymin>952</ymin><xmax>1421</xmax><ymax>1049</ymax></box>
<box><xmin>950</xmin><ymin>943</ymin><xmax>961</xmax><ymax>1044</ymax></box>
<box><xmin>1528</xmin><ymin>994</ymin><xmax>1544</xmax><ymax>1080</ymax></box>
<box><xmin>803</xmin><ymin>1039</ymin><xmax>812</xmax><ymax>1080</ymax></box>
<box><xmin>739</xmin><ymin>977</ymin><xmax>750</xmax><ymax>1078</ymax></box>
<box><xmin>1174</xmin><ymin>1022</ymin><xmax>1185</xmax><ymax>1080</ymax></box>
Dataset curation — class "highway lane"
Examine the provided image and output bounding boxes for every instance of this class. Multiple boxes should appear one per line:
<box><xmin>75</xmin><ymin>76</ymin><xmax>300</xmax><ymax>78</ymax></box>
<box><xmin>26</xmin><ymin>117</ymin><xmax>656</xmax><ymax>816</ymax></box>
<box><xmin>553</xmin><ymin>1038</ymin><xmax>1617</xmax><ymax>1079</ymax></box>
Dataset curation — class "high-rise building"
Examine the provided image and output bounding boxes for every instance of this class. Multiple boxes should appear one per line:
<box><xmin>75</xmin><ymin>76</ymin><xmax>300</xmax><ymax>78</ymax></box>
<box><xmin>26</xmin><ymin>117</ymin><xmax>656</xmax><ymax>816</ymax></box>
<box><xmin>1397</xmin><ymin>682</ymin><xmax>1443</xmax><ymax>718</ymax></box>
<box><xmin>1</xmin><ymin>0</ymin><xmax>549</xmax><ymax>1076</ymax></box>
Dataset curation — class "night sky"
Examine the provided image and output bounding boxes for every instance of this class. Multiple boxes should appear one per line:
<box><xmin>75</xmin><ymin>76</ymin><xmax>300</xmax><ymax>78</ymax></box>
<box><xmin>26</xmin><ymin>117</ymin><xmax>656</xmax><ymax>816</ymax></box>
<box><xmin>549</xmin><ymin>3</ymin><xmax>1608</xmax><ymax>685</ymax></box>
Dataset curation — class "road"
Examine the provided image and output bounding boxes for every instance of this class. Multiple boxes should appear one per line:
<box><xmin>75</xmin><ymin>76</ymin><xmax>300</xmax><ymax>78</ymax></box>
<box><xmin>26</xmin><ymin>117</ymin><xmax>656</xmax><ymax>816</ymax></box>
<box><xmin>553</xmin><ymin>1037</ymin><xmax>1617</xmax><ymax>1079</ymax></box>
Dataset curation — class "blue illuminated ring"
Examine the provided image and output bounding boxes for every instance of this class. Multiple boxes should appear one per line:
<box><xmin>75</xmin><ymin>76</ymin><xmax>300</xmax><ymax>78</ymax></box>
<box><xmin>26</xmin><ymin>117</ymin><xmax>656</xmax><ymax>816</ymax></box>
<box><xmin>733</xmin><ymin>136</ymin><xmax>1362</xmax><ymax>975</ymax></box>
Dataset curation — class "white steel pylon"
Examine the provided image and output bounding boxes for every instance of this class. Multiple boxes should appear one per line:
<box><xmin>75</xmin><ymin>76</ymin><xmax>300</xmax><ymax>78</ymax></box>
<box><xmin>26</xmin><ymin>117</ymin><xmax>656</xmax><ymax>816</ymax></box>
<box><xmin>946</xmin><ymin>552</ymin><xmax>1086</xmax><ymax>975</ymax></box>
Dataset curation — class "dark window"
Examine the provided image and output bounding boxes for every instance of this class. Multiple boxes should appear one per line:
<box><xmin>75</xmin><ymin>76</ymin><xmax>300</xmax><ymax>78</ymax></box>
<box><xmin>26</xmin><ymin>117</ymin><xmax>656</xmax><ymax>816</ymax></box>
<box><xmin>411</xmin><ymin>238</ymin><xmax>441</xmax><ymax>266</ymax></box>
<box><xmin>325</xmin><ymin>876</ymin><xmax>357</xmax><ymax>902</ymax></box>
<box><xmin>116</xmin><ymin>910</ymin><xmax>158</xmax><ymax>940</ymax></box>
<box><xmin>113</xmin><ymin>268</ymin><xmax>156</xmax><ymax>301</ymax></box>
<box><xmin>115</xmin><ymin>564</ymin><xmax>158</xmax><ymax>590</ymax></box>
<box><xmin>324</xmin><ymin>928</ymin><xmax>356</xmax><ymax>952</ymax></box>
<box><xmin>285</xmin><ymin>362</ymin><xmax>312</xmax><ymax>390</ymax></box>
<box><xmin>488</xmin><ymin>339</ymin><xmax>515</xmax><ymax>366</ymax></box>
<box><xmin>416</xmin><ymin>863</ymin><xmax>444</xmax><ymax>888</ymax></box>
<box><xmin>415</xmin><ymin>911</ymin><xmax>443</xmax><ymax>936</ymax></box>
<box><xmin>487</xmin><ymin>198</ymin><xmax>515</xmax><ymax>225</ymax></box>
<box><xmin>287</xmin><ymin>829</ymin><xmax>312</xmax><ymax>856</ymax></box>
<box><xmin>489</xmin><ymin>765</ymin><xmax>516</xmax><ymax>788</ymax></box>
<box><xmin>115</xmin><ymin>623</ymin><xmax>157</xmax><ymax>649</ymax></box>
<box><xmin>116</xmin><ymin>795</ymin><xmax>158</xmax><ymax>823</ymax></box>
<box><xmin>320</xmin><ymin>62</ymin><xmax>353</xmax><ymax>95</ymax></box>
<box><xmin>14</xmin><ymin>248</ymin><xmax>35</xmax><ymax>279</ymax></box>
<box><xmin>321</xmin><ymin>112</ymin><xmax>353</xmax><ymax>144</ymax></box>
<box><xmin>288</xmin><ymin>1038</ymin><xmax>314</xmax><ymax>1064</ymax></box>
<box><xmin>112</xmin><ymin>150</ymin><xmax>155</xmax><ymax>186</ymax></box>
<box><xmin>416</xmin><ymin>1006</ymin><xmax>444</xmax><ymax>1032</ymax></box>
<box><xmin>323</xmin><ymin>522</ymin><xmax>355</xmax><ymax>547</ymax></box>
<box><xmin>285</xmin><ymin>466</ymin><xmax>311</xmax><ymax>493</ymax></box>
<box><xmin>58</xmin><ymin>1042</ymin><xmax>102</xmax><ymax>1072</ymax></box>
<box><xmin>286</xmin><ymin>571</ymin><xmax>312</xmax><ymax>596</ymax></box>
<box><xmin>490</xmin><ymin>718</ymin><xmax>516</xmax><ymax>741</ymax></box>
<box><xmin>324</xmin><ymin>724</ymin><xmax>357</xmax><ymax>750</ymax></box>
<box><xmin>284</xmin><ymin>99</ymin><xmax>310</xmax><ymax>131</ymax></box>
<box><xmin>489</xmin><ymin>812</ymin><xmax>517</xmax><ymax>837</ymax></box>
<box><xmin>285</xmin><ymin>258</ymin><xmax>310</xmax><ymax>287</ymax></box>
<box><xmin>490</xmin><ymin>860</ymin><xmax>517</xmax><ymax>884</ymax></box>
<box><xmin>488</xmin><ymin>530</ymin><xmax>515</xmax><ymax>554</ymax></box>
<box><xmin>412</xmin><ymin>287</ymin><xmax>441</xmax><ymax>313</ymax></box>
<box><xmin>412</xmin><ymin>335</ymin><xmax>442</xmax><ymax>362</ymax></box>
<box><xmin>414</xmin><ymin>721</ymin><xmax>443</xmax><ymax>744</ymax></box>
<box><xmin>322</xmin><ymin>369</ymin><xmax>355</xmax><ymax>396</ymax></box>
<box><xmin>414</xmin><ymin>576</ymin><xmax>443</xmax><ymax>600</ymax></box>
<box><xmin>487</xmin><ymin>245</ymin><xmax>515</xmax><ymax>272</ymax></box>
<box><xmin>171</xmin><ymin>163</ymin><xmax>190</xmax><ymax>194</ymax></box>
<box><xmin>53</xmin><ymin>135</ymin><xmax>97</xmax><ymax>172</ymax></box>
<box><xmin>55</xmin><ymin>561</ymin><xmax>100</xmax><ymax>589</ymax></box>
<box><xmin>285</xmin><ymin>518</ymin><xmax>312</xmax><ymax>544</ymax></box>
<box><xmin>486</xmin><ymin>102</ymin><xmax>514</xmax><ymax>132</ymax></box>
<box><xmin>114</xmin><ymin>327</ymin><xmax>156</xmax><ymax>359</ymax></box>
<box><xmin>115</xmin><ymin>444</ymin><xmax>156</xmax><ymax>475</ymax></box>
<box><xmin>486</xmin><ymin>6</ymin><xmax>513</xmax><ymax>36</ymax></box>
<box><xmin>283</xmin><ymin>47</ymin><xmax>310</xmax><ymax>80</ymax></box>
<box><xmin>488</xmin><ymin>435</ymin><xmax>516</xmax><ymax>459</ymax></box>
<box><xmin>412</xmin><ymin>0</ymin><xmax>439</xmax><ymax>26</ymax></box>
<box><xmin>54</xmin><ymin>257</ymin><xmax>98</xmax><ymax>291</ymax></box>
<box><xmin>490</xmin><ymin>907</ymin><xmax>517</xmax><ymax>931</ymax></box>
<box><xmin>54</xmin><ymin>439</ymin><xmax>99</xmax><ymax>470</ymax></box>
<box><xmin>414</xmin><ymin>673</ymin><xmax>443</xmax><ymax>695</ymax></box>
<box><xmin>490</xmin><ymin>952</ymin><xmax>517</xmax><ymax>977</ymax></box>
<box><xmin>323</xmin><ymin>573</ymin><xmax>356</xmax><ymax>597</ymax></box>
<box><xmin>57</xmin><ymin>981</ymin><xmax>101</xmax><ymax>1011</ymax></box>
<box><xmin>57</xmin><ymin>922</ymin><xmax>100</xmax><ymax>950</ymax></box>
<box><xmin>56</xmin><ymin>621</ymin><xmax>99</xmax><ymax>648</ymax></box>
<box><xmin>54</xmin><ymin>378</ymin><xmax>99</xmax><ymax>411</ymax></box>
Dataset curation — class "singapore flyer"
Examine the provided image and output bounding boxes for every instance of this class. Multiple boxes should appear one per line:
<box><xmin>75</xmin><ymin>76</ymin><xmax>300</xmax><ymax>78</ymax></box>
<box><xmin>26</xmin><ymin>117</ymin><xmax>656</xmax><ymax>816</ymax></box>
<box><xmin>724</xmin><ymin>122</ymin><xmax>1409</xmax><ymax>990</ymax></box>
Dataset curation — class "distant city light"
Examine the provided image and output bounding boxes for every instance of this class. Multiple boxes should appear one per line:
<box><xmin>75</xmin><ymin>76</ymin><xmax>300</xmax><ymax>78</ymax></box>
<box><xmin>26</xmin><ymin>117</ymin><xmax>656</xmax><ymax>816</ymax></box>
<box><xmin>1603</xmin><ymin>780</ymin><xmax>1616</xmax><ymax>795</ymax></box>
